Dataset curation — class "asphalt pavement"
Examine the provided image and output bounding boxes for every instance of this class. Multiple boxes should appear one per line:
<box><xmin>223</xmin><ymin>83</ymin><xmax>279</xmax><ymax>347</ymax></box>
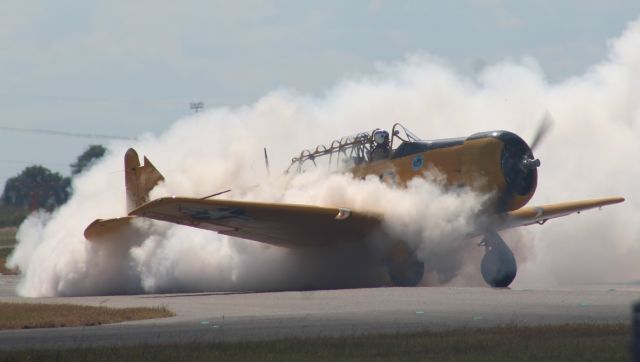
<box><xmin>0</xmin><ymin>275</ymin><xmax>638</xmax><ymax>350</ymax></box>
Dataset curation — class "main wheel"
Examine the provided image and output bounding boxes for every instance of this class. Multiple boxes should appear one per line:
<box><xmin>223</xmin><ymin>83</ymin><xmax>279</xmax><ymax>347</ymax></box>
<box><xmin>388</xmin><ymin>258</ymin><xmax>425</xmax><ymax>287</ymax></box>
<box><xmin>480</xmin><ymin>231</ymin><xmax>517</xmax><ymax>288</ymax></box>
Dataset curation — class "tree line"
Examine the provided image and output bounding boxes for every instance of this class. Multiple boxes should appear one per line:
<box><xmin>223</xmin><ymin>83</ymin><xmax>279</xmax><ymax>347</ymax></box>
<box><xmin>1</xmin><ymin>145</ymin><xmax>106</xmax><ymax>212</ymax></box>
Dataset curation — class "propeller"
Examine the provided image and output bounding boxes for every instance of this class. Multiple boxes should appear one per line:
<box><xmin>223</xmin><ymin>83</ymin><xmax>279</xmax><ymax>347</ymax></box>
<box><xmin>529</xmin><ymin>110</ymin><xmax>554</xmax><ymax>152</ymax></box>
<box><xmin>521</xmin><ymin>111</ymin><xmax>554</xmax><ymax>170</ymax></box>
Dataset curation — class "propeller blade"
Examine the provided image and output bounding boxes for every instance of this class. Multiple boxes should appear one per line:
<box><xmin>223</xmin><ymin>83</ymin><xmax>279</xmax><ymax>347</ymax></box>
<box><xmin>264</xmin><ymin>147</ymin><xmax>271</xmax><ymax>175</ymax></box>
<box><xmin>530</xmin><ymin>111</ymin><xmax>554</xmax><ymax>151</ymax></box>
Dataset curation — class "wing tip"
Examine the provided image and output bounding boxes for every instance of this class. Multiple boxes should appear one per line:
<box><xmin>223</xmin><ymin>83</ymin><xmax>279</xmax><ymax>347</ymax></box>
<box><xmin>603</xmin><ymin>196</ymin><xmax>625</xmax><ymax>205</ymax></box>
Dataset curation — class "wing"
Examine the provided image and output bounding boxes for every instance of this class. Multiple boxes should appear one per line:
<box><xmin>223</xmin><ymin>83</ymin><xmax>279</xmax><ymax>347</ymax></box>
<box><xmin>129</xmin><ymin>197</ymin><xmax>382</xmax><ymax>248</ymax></box>
<box><xmin>499</xmin><ymin>196</ymin><xmax>625</xmax><ymax>229</ymax></box>
<box><xmin>89</xmin><ymin>196</ymin><xmax>623</xmax><ymax>245</ymax></box>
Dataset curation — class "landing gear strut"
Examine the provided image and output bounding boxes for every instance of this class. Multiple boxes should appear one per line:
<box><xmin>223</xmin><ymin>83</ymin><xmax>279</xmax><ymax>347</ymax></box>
<box><xmin>480</xmin><ymin>231</ymin><xmax>517</xmax><ymax>288</ymax></box>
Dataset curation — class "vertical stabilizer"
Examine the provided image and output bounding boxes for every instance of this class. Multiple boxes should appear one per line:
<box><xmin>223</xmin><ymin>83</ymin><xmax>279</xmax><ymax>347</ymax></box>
<box><xmin>124</xmin><ymin>148</ymin><xmax>165</xmax><ymax>212</ymax></box>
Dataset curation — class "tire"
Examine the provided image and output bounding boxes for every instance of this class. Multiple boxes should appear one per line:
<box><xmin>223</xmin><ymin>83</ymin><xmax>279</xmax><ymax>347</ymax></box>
<box><xmin>388</xmin><ymin>259</ymin><xmax>425</xmax><ymax>287</ymax></box>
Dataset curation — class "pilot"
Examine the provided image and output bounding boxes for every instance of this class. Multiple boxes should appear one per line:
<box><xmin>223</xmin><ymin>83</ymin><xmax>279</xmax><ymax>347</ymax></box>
<box><xmin>370</xmin><ymin>128</ymin><xmax>390</xmax><ymax>161</ymax></box>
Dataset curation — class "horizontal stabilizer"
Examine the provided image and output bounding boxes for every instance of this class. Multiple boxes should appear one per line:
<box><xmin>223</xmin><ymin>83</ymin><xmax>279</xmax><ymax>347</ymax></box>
<box><xmin>84</xmin><ymin>216</ymin><xmax>137</xmax><ymax>241</ymax></box>
<box><xmin>84</xmin><ymin>148</ymin><xmax>165</xmax><ymax>242</ymax></box>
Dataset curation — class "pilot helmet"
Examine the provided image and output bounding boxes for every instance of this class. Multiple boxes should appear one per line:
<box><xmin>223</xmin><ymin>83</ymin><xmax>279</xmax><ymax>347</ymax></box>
<box><xmin>373</xmin><ymin>129</ymin><xmax>389</xmax><ymax>145</ymax></box>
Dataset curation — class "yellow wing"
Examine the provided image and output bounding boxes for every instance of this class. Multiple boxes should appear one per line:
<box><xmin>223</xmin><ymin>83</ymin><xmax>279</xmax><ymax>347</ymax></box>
<box><xmin>85</xmin><ymin>196</ymin><xmax>624</xmax><ymax>245</ymax></box>
<box><xmin>127</xmin><ymin>197</ymin><xmax>381</xmax><ymax>248</ymax></box>
<box><xmin>499</xmin><ymin>197</ymin><xmax>625</xmax><ymax>229</ymax></box>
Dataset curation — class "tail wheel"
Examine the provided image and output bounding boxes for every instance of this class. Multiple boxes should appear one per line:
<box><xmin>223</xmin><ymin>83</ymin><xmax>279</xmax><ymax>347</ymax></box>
<box><xmin>480</xmin><ymin>231</ymin><xmax>517</xmax><ymax>288</ymax></box>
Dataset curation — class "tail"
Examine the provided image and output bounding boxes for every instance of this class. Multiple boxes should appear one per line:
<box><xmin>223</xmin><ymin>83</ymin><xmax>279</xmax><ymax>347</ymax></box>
<box><xmin>84</xmin><ymin>148</ymin><xmax>164</xmax><ymax>241</ymax></box>
<box><xmin>124</xmin><ymin>148</ymin><xmax>165</xmax><ymax>212</ymax></box>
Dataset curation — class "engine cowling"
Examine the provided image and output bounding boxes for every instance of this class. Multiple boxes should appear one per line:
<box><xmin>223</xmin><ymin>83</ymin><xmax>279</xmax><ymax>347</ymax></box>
<box><xmin>461</xmin><ymin>131</ymin><xmax>538</xmax><ymax>211</ymax></box>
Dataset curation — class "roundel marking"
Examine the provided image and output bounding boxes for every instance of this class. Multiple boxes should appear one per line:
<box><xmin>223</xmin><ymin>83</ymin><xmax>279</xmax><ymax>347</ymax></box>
<box><xmin>412</xmin><ymin>155</ymin><xmax>424</xmax><ymax>171</ymax></box>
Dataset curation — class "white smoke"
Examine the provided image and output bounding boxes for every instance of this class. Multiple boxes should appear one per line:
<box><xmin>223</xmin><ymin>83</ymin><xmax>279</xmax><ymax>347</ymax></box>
<box><xmin>8</xmin><ymin>18</ymin><xmax>640</xmax><ymax>296</ymax></box>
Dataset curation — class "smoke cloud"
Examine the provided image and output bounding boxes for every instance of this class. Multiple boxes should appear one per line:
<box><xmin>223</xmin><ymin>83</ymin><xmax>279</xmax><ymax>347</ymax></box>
<box><xmin>8</xmin><ymin>18</ymin><xmax>640</xmax><ymax>296</ymax></box>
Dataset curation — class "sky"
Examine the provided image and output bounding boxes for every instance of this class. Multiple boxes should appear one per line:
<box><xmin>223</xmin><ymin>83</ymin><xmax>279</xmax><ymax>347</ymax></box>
<box><xmin>1</xmin><ymin>1</ymin><xmax>640</xmax><ymax>187</ymax></box>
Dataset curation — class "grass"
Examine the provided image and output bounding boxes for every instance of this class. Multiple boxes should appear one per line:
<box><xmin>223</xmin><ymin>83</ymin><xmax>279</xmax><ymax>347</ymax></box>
<box><xmin>0</xmin><ymin>323</ymin><xmax>631</xmax><ymax>361</ymax></box>
<box><xmin>0</xmin><ymin>302</ymin><xmax>174</xmax><ymax>329</ymax></box>
<box><xmin>0</xmin><ymin>205</ymin><xmax>28</xmax><ymax>228</ymax></box>
<box><xmin>0</xmin><ymin>247</ymin><xmax>13</xmax><ymax>259</ymax></box>
<box><xmin>0</xmin><ymin>258</ymin><xmax>16</xmax><ymax>275</ymax></box>
<box><xmin>0</xmin><ymin>227</ymin><xmax>17</xmax><ymax>275</ymax></box>
<box><xmin>0</xmin><ymin>227</ymin><xmax>17</xmax><ymax>248</ymax></box>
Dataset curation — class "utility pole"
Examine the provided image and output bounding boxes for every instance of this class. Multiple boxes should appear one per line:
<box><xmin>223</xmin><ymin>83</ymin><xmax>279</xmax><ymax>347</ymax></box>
<box><xmin>190</xmin><ymin>102</ymin><xmax>205</xmax><ymax>113</ymax></box>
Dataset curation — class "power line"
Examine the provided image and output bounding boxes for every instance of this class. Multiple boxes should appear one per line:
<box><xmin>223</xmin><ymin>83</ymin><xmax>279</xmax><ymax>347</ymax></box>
<box><xmin>0</xmin><ymin>126</ymin><xmax>136</xmax><ymax>141</ymax></box>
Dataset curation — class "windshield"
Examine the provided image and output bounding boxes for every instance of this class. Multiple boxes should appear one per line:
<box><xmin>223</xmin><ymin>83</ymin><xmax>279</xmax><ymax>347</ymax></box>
<box><xmin>287</xmin><ymin>123</ymin><xmax>422</xmax><ymax>173</ymax></box>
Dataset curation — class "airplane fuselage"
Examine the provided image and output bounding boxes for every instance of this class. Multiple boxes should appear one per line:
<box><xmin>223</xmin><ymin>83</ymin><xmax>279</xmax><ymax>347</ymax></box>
<box><xmin>352</xmin><ymin>131</ymin><xmax>538</xmax><ymax>211</ymax></box>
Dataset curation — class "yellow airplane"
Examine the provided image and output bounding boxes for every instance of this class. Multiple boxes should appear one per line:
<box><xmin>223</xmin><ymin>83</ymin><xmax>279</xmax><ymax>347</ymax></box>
<box><xmin>84</xmin><ymin>123</ymin><xmax>624</xmax><ymax>288</ymax></box>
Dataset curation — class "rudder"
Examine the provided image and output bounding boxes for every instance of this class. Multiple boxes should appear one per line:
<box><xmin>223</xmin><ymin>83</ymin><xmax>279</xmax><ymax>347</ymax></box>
<box><xmin>124</xmin><ymin>148</ymin><xmax>165</xmax><ymax>212</ymax></box>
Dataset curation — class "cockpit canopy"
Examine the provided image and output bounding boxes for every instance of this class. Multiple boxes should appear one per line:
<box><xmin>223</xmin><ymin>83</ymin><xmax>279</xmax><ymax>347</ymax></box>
<box><xmin>287</xmin><ymin>123</ymin><xmax>422</xmax><ymax>173</ymax></box>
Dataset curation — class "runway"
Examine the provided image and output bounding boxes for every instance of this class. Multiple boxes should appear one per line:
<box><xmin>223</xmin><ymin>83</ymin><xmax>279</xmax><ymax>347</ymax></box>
<box><xmin>0</xmin><ymin>275</ymin><xmax>638</xmax><ymax>350</ymax></box>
